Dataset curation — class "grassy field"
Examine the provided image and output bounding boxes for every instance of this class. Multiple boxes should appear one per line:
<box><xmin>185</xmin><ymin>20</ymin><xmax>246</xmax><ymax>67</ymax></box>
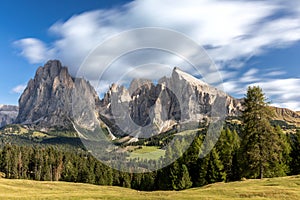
<box><xmin>129</xmin><ymin>146</ymin><xmax>165</xmax><ymax>160</ymax></box>
<box><xmin>0</xmin><ymin>175</ymin><xmax>300</xmax><ymax>200</ymax></box>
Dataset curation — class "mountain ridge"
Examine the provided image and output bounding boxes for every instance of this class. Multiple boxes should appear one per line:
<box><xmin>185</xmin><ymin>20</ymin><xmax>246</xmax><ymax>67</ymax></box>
<box><xmin>3</xmin><ymin>60</ymin><xmax>298</xmax><ymax>135</ymax></box>
<box><xmin>99</xmin><ymin>66</ymin><xmax>242</xmax><ymax>137</ymax></box>
<box><xmin>271</xmin><ymin>106</ymin><xmax>300</xmax><ymax>127</ymax></box>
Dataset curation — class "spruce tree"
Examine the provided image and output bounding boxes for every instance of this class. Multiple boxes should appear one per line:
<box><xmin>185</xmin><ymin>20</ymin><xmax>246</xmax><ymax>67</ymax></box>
<box><xmin>205</xmin><ymin>148</ymin><xmax>226</xmax><ymax>183</ymax></box>
<box><xmin>192</xmin><ymin>155</ymin><xmax>209</xmax><ymax>187</ymax></box>
<box><xmin>290</xmin><ymin>130</ymin><xmax>300</xmax><ymax>175</ymax></box>
<box><xmin>169</xmin><ymin>161</ymin><xmax>193</xmax><ymax>190</ymax></box>
<box><xmin>216</xmin><ymin>128</ymin><xmax>240</xmax><ymax>181</ymax></box>
<box><xmin>178</xmin><ymin>164</ymin><xmax>192</xmax><ymax>190</ymax></box>
<box><xmin>272</xmin><ymin>126</ymin><xmax>291</xmax><ymax>177</ymax></box>
<box><xmin>240</xmin><ymin>86</ymin><xmax>282</xmax><ymax>179</ymax></box>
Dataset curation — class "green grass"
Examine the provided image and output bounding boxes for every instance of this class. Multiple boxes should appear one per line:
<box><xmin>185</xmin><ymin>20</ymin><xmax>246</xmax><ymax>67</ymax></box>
<box><xmin>1</xmin><ymin>175</ymin><xmax>299</xmax><ymax>200</ymax></box>
<box><xmin>31</xmin><ymin>131</ymin><xmax>50</xmax><ymax>138</ymax></box>
<box><xmin>129</xmin><ymin>146</ymin><xmax>165</xmax><ymax>160</ymax></box>
<box><xmin>0</xmin><ymin>124</ymin><xmax>29</xmax><ymax>135</ymax></box>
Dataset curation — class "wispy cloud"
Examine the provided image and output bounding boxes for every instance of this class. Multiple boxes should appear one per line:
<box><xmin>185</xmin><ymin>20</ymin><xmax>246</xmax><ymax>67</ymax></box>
<box><xmin>252</xmin><ymin>78</ymin><xmax>300</xmax><ymax>111</ymax></box>
<box><xmin>13</xmin><ymin>38</ymin><xmax>54</xmax><ymax>64</ymax></box>
<box><xmin>220</xmin><ymin>69</ymin><xmax>300</xmax><ymax>111</ymax></box>
<box><xmin>264</xmin><ymin>70</ymin><xmax>286</xmax><ymax>77</ymax></box>
<box><xmin>15</xmin><ymin>0</ymin><xmax>300</xmax><ymax>71</ymax></box>
<box><xmin>13</xmin><ymin>0</ymin><xmax>300</xmax><ymax>110</ymax></box>
<box><xmin>11</xmin><ymin>84</ymin><xmax>26</xmax><ymax>94</ymax></box>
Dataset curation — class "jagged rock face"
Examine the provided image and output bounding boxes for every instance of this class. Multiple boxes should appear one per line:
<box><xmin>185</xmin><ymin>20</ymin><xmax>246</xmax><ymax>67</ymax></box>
<box><xmin>159</xmin><ymin>68</ymin><xmax>242</xmax><ymax>120</ymax></box>
<box><xmin>100</xmin><ymin>68</ymin><xmax>242</xmax><ymax>137</ymax></box>
<box><xmin>0</xmin><ymin>105</ymin><xmax>18</xmax><ymax>128</ymax></box>
<box><xmin>15</xmin><ymin>60</ymin><xmax>242</xmax><ymax>135</ymax></box>
<box><xmin>15</xmin><ymin>60</ymin><xmax>100</xmax><ymax>131</ymax></box>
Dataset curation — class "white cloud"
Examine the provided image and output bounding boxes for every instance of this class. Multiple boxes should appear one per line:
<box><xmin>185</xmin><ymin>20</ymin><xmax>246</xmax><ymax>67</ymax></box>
<box><xmin>251</xmin><ymin>78</ymin><xmax>300</xmax><ymax>111</ymax></box>
<box><xmin>220</xmin><ymin>81</ymin><xmax>243</xmax><ymax>95</ymax></box>
<box><xmin>15</xmin><ymin>0</ymin><xmax>298</xmax><ymax>71</ymax></box>
<box><xmin>252</xmin><ymin>78</ymin><xmax>300</xmax><ymax>100</ymax></box>
<box><xmin>220</xmin><ymin>69</ymin><xmax>300</xmax><ymax>110</ymax></box>
<box><xmin>264</xmin><ymin>70</ymin><xmax>286</xmax><ymax>77</ymax></box>
<box><xmin>11</xmin><ymin>84</ymin><xmax>26</xmax><ymax>94</ymax></box>
<box><xmin>272</xmin><ymin>102</ymin><xmax>300</xmax><ymax>112</ymax></box>
<box><xmin>14</xmin><ymin>38</ymin><xmax>54</xmax><ymax>64</ymax></box>
<box><xmin>13</xmin><ymin>0</ymin><xmax>300</xmax><ymax>110</ymax></box>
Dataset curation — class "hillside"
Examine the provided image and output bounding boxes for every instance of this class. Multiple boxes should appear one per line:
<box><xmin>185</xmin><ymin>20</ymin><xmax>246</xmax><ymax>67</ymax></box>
<box><xmin>0</xmin><ymin>176</ymin><xmax>299</xmax><ymax>200</ymax></box>
<box><xmin>271</xmin><ymin>107</ymin><xmax>300</xmax><ymax>127</ymax></box>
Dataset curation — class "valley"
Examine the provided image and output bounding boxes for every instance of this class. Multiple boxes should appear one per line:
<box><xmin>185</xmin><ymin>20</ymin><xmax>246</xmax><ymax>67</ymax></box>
<box><xmin>0</xmin><ymin>60</ymin><xmax>299</xmax><ymax>193</ymax></box>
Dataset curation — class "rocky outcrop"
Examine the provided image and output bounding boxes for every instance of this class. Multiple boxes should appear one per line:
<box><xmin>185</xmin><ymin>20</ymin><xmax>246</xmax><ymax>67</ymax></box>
<box><xmin>0</xmin><ymin>105</ymin><xmax>18</xmax><ymax>128</ymax></box>
<box><xmin>15</xmin><ymin>60</ymin><xmax>100</xmax><ymax>131</ymax></box>
<box><xmin>100</xmin><ymin>67</ymin><xmax>242</xmax><ymax>137</ymax></box>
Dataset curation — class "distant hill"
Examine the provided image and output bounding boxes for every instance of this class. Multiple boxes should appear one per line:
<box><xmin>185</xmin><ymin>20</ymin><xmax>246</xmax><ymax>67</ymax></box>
<box><xmin>0</xmin><ymin>105</ymin><xmax>18</xmax><ymax>128</ymax></box>
<box><xmin>271</xmin><ymin>107</ymin><xmax>300</xmax><ymax>127</ymax></box>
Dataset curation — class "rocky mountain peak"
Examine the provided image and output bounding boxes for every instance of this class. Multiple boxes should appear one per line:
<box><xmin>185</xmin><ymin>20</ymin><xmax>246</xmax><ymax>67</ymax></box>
<box><xmin>171</xmin><ymin>67</ymin><xmax>208</xmax><ymax>87</ymax></box>
<box><xmin>35</xmin><ymin>60</ymin><xmax>66</xmax><ymax>80</ymax></box>
<box><xmin>100</xmin><ymin>67</ymin><xmax>242</xmax><ymax>137</ymax></box>
<box><xmin>15</xmin><ymin>60</ymin><xmax>100</xmax><ymax>131</ymax></box>
<box><xmin>129</xmin><ymin>78</ymin><xmax>153</xmax><ymax>95</ymax></box>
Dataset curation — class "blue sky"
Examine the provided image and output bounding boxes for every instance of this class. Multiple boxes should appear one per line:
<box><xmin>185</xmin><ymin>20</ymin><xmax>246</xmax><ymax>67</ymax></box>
<box><xmin>1</xmin><ymin>0</ymin><xmax>300</xmax><ymax>110</ymax></box>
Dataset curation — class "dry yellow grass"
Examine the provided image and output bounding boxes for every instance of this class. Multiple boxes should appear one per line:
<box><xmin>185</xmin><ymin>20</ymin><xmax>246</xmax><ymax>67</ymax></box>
<box><xmin>0</xmin><ymin>175</ymin><xmax>299</xmax><ymax>200</ymax></box>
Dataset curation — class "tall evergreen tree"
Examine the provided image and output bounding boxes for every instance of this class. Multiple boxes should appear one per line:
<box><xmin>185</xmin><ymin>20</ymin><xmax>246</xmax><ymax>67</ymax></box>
<box><xmin>169</xmin><ymin>161</ymin><xmax>192</xmax><ymax>190</ymax></box>
<box><xmin>290</xmin><ymin>130</ymin><xmax>300</xmax><ymax>175</ymax></box>
<box><xmin>205</xmin><ymin>148</ymin><xmax>226</xmax><ymax>183</ymax></box>
<box><xmin>216</xmin><ymin>128</ymin><xmax>240</xmax><ymax>181</ymax></box>
<box><xmin>191</xmin><ymin>155</ymin><xmax>209</xmax><ymax>187</ymax></box>
<box><xmin>271</xmin><ymin>126</ymin><xmax>291</xmax><ymax>177</ymax></box>
<box><xmin>240</xmin><ymin>86</ymin><xmax>282</xmax><ymax>179</ymax></box>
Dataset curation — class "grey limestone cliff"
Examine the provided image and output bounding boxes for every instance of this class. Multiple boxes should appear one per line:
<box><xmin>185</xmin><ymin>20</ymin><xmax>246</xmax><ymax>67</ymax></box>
<box><xmin>15</xmin><ymin>60</ymin><xmax>100</xmax><ymax>131</ymax></box>
<box><xmin>100</xmin><ymin>67</ymin><xmax>242</xmax><ymax>137</ymax></box>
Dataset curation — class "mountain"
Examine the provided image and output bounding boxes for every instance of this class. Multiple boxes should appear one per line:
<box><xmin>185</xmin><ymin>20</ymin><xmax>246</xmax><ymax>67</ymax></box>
<box><xmin>14</xmin><ymin>61</ymin><xmax>243</xmax><ymax>137</ymax></box>
<box><xmin>100</xmin><ymin>67</ymin><xmax>242</xmax><ymax>137</ymax></box>
<box><xmin>271</xmin><ymin>107</ymin><xmax>300</xmax><ymax>127</ymax></box>
<box><xmin>13</xmin><ymin>60</ymin><xmax>299</xmax><ymax>138</ymax></box>
<box><xmin>0</xmin><ymin>105</ymin><xmax>18</xmax><ymax>128</ymax></box>
<box><xmin>15</xmin><ymin>60</ymin><xmax>100</xmax><ymax>131</ymax></box>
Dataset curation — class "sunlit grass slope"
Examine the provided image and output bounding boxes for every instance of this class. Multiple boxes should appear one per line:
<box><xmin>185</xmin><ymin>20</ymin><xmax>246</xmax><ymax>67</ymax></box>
<box><xmin>0</xmin><ymin>175</ymin><xmax>299</xmax><ymax>200</ymax></box>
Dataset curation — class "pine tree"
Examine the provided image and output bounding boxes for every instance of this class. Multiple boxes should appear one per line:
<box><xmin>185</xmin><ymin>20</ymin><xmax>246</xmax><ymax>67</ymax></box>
<box><xmin>1</xmin><ymin>145</ymin><xmax>12</xmax><ymax>178</ymax></box>
<box><xmin>216</xmin><ymin>128</ymin><xmax>240</xmax><ymax>181</ymax></box>
<box><xmin>131</xmin><ymin>173</ymin><xmax>143</xmax><ymax>189</ymax></box>
<box><xmin>178</xmin><ymin>164</ymin><xmax>192</xmax><ymax>190</ymax></box>
<box><xmin>156</xmin><ymin>166</ymin><xmax>172</xmax><ymax>190</ymax></box>
<box><xmin>240</xmin><ymin>86</ymin><xmax>282</xmax><ymax>179</ymax></box>
<box><xmin>169</xmin><ymin>161</ymin><xmax>193</xmax><ymax>190</ymax></box>
<box><xmin>191</xmin><ymin>155</ymin><xmax>209</xmax><ymax>187</ymax></box>
<box><xmin>205</xmin><ymin>148</ymin><xmax>226</xmax><ymax>183</ymax></box>
<box><xmin>290</xmin><ymin>130</ymin><xmax>300</xmax><ymax>175</ymax></box>
<box><xmin>271</xmin><ymin>126</ymin><xmax>291</xmax><ymax>177</ymax></box>
<box><xmin>140</xmin><ymin>173</ymin><xmax>156</xmax><ymax>191</ymax></box>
